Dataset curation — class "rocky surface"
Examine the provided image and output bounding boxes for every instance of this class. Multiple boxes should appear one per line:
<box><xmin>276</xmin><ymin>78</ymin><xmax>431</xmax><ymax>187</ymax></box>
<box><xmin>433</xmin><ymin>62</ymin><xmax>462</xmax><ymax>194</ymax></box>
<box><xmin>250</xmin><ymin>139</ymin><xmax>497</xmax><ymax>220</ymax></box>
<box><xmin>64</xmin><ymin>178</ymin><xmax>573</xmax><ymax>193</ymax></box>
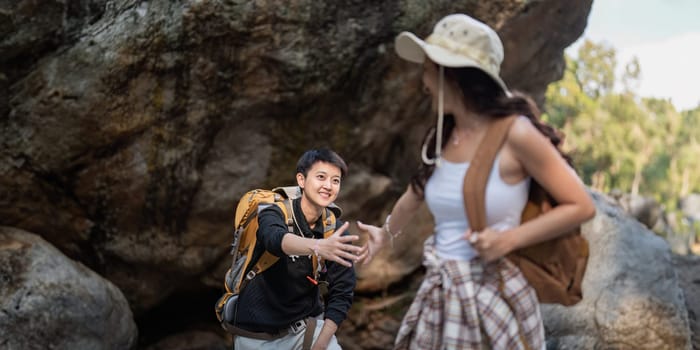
<box><xmin>608</xmin><ymin>191</ymin><xmax>700</xmax><ymax>255</ymax></box>
<box><xmin>0</xmin><ymin>227</ymin><xmax>137</xmax><ymax>350</ymax></box>
<box><xmin>1</xmin><ymin>0</ymin><xmax>592</xmax><ymax>314</ymax></box>
<box><xmin>540</xmin><ymin>192</ymin><xmax>691</xmax><ymax>350</ymax></box>
<box><xmin>673</xmin><ymin>254</ymin><xmax>700</xmax><ymax>350</ymax></box>
<box><xmin>1</xmin><ymin>0</ymin><xmax>648</xmax><ymax>348</ymax></box>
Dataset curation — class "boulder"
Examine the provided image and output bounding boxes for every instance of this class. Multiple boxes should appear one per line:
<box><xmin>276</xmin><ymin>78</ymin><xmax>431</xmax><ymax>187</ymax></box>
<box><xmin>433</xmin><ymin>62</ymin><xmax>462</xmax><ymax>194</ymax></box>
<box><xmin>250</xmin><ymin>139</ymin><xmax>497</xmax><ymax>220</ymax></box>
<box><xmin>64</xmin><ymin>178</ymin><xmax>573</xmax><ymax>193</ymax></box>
<box><xmin>0</xmin><ymin>227</ymin><xmax>137</xmax><ymax>350</ymax></box>
<box><xmin>541</xmin><ymin>192</ymin><xmax>692</xmax><ymax>350</ymax></box>
<box><xmin>672</xmin><ymin>254</ymin><xmax>700</xmax><ymax>350</ymax></box>
<box><xmin>680</xmin><ymin>194</ymin><xmax>700</xmax><ymax>222</ymax></box>
<box><xmin>1</xmin><ymin>0</ymin><xmax>596</xmax><ymax>344</ymax></box>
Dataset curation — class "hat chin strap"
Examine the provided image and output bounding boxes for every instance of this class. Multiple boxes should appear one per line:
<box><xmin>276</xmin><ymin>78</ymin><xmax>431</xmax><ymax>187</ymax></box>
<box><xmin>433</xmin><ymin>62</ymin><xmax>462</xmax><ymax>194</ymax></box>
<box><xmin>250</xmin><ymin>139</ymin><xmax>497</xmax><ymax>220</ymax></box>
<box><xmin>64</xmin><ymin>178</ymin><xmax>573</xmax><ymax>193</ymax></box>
<box><xmin>421</xmin><ymin>65</ymin><xmax>444</xmax><ymax>167</ymax></box>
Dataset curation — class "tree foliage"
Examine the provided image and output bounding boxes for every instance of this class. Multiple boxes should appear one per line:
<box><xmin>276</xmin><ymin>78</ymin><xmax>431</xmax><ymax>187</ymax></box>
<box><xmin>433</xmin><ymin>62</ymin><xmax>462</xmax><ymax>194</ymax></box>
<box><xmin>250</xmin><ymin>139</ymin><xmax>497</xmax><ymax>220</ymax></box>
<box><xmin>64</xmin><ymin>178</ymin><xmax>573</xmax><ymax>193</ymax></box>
<box><xmin>575</xmin><ymin>40</ymin><xmax>617</xmax><ymax>99</ymax></box>
<box><xmin>544</xmin><ymin>39</ymin><xmax>700</xmax><ymax>210</ymax></box>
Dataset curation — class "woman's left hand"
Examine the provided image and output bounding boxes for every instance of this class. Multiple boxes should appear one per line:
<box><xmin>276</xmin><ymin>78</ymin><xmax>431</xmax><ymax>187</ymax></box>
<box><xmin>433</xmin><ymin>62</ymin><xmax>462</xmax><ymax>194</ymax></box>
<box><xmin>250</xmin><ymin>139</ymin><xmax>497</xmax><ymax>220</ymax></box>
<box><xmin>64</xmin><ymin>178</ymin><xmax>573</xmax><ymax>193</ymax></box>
<box><xmin>355</xmin><ymin>221</ymin><xmax>386</xmax><ymax>264</ymax></box>
<box><xmin>464</xmin><ymin>227</ymin><xmax>514</xmax><ymax>263</ymax></box>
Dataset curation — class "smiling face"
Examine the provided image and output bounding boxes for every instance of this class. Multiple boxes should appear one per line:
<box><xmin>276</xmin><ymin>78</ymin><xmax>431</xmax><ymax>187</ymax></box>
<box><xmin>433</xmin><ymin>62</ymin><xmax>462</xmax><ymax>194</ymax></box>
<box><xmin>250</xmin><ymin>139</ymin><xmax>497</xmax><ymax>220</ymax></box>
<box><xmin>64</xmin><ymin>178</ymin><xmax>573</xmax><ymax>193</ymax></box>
<box><xmin>296</xmin><ymin>161</ymin><xmax>342</xmax><ymax>211</ymax></box>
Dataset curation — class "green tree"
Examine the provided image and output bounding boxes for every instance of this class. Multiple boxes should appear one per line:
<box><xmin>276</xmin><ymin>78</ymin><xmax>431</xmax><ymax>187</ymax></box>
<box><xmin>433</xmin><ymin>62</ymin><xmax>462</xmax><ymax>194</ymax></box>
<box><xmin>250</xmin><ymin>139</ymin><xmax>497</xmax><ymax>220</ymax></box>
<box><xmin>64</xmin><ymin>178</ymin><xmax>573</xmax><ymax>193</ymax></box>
<box><xmin>544</xmin><ymin>57</ymin><xmax>596</xmax><ymax>128</ymax></box>
<box><xmin>621</xmin><ymin>57</ymin><xmax>641</xmax><ymax>94</ymax></box>
<box><xmin>544</xmin><ymin>40</ymin><xmax>700</xmax><ymax>208</ymax></box>
<box><xmin>575</xmin><ymin>39</ymin><xmax>617</xmax><ymax>99</ymax></box>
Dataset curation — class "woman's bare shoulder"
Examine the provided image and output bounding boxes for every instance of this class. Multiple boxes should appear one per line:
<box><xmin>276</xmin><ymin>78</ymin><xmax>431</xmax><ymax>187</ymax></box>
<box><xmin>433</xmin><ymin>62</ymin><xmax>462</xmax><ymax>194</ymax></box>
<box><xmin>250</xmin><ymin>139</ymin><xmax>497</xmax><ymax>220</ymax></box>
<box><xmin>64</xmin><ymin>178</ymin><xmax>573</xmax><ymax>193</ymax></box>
<box><xmin>506</xmin><ymin>116</ymin><xmax>544</xmax><ymax>148</ymax></box>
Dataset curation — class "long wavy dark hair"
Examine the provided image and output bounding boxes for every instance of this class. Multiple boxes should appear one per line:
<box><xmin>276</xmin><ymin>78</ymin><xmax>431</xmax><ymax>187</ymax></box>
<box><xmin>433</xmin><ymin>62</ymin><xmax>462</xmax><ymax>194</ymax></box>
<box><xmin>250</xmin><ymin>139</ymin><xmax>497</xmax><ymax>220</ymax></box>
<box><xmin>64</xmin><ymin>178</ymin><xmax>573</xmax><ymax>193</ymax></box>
<box><xmin>410</xmin><ymin>66</ymin><xmax>573</xmax><ymax>198</ymax></box>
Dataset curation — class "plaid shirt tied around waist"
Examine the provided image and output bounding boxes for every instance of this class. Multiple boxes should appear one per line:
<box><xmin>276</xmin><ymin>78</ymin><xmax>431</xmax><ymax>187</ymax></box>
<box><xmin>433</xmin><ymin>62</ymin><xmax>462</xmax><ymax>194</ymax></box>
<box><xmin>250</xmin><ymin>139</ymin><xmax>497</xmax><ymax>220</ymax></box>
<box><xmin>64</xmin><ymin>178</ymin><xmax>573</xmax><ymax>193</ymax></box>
<box><xmin>394</xmin><ymin>237</ymin><xmax>545</xmax><ymax>350</ymax></box>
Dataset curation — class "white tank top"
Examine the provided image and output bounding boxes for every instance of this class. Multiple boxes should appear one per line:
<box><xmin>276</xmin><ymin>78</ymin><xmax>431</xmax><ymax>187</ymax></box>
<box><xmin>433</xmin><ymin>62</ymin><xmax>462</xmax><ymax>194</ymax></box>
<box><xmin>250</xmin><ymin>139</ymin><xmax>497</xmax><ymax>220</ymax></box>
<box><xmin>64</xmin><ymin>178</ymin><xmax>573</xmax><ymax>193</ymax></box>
<box><xmin>424</xmin><ymin>154</ymin><xmax>531</xmax><ymax>261</ymax></box>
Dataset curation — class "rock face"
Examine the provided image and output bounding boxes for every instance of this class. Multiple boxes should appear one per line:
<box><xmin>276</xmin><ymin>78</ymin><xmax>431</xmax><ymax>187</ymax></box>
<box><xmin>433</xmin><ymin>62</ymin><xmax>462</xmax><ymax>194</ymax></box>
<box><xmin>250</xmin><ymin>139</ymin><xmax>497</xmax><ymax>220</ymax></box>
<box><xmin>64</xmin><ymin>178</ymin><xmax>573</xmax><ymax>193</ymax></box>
<box><xmin>0</xmin><ymin>227</ymin><xmax>137</xmax><ymax>350</ymax></box>
<box><xmin>680</xmin><ymin>194</ymin><xmax>700</xmax><ymax>222</ymax></box>
<box><xmin>1</xmin><ymin>0</ymin><xmax>597</xmax><ymax>347</ymax></box>
<box><xmin>11</xmin><ymin>1</ymin><xmax>694</xmax><ymax>350</ymax></box>
<box><xmin>541</xmin><ymin>192</ymin><xmax>691</xmax><ymax>350</ymax></box>
<box><xmin>609</xmin><ymin>191</ymin><xmax>664</xmax><ymax>230</ymax></box>
<box><xmin>0</xmin><ymin>0</ymin><xmax>593</xmax><ymax>315</ymax></box>
<box><xmin>672</xmin><ymin>254</ymin><xmax>700</xmax><ymax>350</ymax></box>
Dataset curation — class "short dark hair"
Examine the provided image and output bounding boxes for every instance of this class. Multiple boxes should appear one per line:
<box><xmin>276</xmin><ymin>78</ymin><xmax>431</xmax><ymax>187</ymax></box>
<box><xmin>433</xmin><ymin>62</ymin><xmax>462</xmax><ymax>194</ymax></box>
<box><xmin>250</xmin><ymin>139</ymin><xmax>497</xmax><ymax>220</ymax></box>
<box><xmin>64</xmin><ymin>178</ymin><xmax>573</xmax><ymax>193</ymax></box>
<box><xmin>296</xmin><ymin>148</ymin><xmax>348</xmax><ymax>178</ymax></box>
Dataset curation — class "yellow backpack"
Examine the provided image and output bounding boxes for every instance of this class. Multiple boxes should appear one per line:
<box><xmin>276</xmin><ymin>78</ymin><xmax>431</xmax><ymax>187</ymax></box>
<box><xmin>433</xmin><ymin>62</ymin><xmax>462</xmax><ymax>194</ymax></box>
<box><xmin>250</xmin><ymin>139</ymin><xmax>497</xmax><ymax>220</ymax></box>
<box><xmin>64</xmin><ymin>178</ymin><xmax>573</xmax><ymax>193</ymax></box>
<box><xmin>214</xmin><ymin>186</ymin><xmax>340</xmax><ymax>329</ymax></box>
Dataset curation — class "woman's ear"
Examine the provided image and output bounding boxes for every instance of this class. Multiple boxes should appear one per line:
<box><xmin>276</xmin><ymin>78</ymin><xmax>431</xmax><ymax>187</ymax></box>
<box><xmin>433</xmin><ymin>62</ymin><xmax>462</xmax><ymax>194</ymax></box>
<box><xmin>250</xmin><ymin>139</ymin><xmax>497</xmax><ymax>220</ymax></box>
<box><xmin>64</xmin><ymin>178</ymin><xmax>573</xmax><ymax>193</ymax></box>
<box><xmin>296</xmin><ymin>173</ymin><xmax>305</xmax><ymax>189</ymax></box>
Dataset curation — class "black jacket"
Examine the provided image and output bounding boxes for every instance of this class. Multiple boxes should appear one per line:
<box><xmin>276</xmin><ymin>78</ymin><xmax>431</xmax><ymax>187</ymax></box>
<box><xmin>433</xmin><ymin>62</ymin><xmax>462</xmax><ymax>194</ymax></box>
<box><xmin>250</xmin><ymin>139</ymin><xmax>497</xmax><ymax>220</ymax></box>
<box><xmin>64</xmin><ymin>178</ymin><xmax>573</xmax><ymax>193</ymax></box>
<box><xmin>232</xmin><ymin>197</ymin><xmax>356</xmax><ymax>333</ymax></box>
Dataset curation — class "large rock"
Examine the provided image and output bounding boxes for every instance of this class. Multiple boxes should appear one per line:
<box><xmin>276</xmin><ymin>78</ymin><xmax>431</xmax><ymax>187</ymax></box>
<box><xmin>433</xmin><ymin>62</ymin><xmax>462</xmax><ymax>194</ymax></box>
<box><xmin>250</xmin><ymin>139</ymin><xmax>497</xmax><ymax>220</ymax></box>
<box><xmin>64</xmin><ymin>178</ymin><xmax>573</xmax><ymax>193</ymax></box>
<box><xmin>680</xmin><ymin>194</ymin><xmax>700</xmax><ymax>221</ymax></box>
<box><xmin>542</xmin><ymin>192</ymin><xmax>692</xmax><ymax>350</ymax></box>
<box><xmin>0</xmin><ymin>0</ymin><xmax>593</xmax><ymax>314</ymax></box>
<box><xmin>609</xmin><ymin>191</ymin><xmax>664</xmax><ymax>230</ymax></box>
<box><xmin>672</xmin><ymin>254</ymin><xmax>700</xmax><ymax>350</ymax></box>
<box><xmin>0</xmin><ymin>226</ymin><xmax>137</xmax><ymax>350</ymax></box>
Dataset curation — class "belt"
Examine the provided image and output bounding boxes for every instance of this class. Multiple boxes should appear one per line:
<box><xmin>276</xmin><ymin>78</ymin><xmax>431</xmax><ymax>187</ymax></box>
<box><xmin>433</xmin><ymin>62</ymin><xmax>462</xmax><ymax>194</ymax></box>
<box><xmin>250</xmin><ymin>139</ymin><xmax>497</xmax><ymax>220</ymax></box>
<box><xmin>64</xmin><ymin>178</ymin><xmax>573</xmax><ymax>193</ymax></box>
<box><xmin>226</xmin><ymin>317</ymin><xmax>318</xmax><ymax>349</ymax></box>
<box><xmin>224</xmin><ymin>323</ymin><xmax>289</xmax><ymax>340</ymax></box>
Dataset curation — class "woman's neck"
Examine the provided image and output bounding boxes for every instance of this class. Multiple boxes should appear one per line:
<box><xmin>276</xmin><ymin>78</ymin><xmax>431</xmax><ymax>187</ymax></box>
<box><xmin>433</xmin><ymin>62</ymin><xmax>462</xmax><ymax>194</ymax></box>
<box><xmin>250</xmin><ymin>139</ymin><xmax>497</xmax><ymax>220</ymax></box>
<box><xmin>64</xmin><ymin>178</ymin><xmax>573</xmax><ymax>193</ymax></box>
<box><xmin>446</xmin><ymin>108</ymin><xmax>491</xmax><ymax>147</ymax></box>
<box><xmin>453</xmin><ymin>109</ymin><xmax>489</xmax><ymax>133</ymax></box>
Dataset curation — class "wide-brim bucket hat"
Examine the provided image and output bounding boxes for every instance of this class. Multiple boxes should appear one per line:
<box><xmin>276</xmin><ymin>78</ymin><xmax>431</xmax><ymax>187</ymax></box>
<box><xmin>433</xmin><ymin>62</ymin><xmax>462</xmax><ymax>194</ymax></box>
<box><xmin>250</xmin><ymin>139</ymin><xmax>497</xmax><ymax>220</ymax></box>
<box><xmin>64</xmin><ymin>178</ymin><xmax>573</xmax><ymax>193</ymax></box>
<box><xmin>395</xmin><ymin>13</ymin><xmax>509</xmax><ymax>94</ymax></box>
<box><xmin>394</xmin><ymin>14</ymin><xmax>509</xmax><ymax>166</ymax></box>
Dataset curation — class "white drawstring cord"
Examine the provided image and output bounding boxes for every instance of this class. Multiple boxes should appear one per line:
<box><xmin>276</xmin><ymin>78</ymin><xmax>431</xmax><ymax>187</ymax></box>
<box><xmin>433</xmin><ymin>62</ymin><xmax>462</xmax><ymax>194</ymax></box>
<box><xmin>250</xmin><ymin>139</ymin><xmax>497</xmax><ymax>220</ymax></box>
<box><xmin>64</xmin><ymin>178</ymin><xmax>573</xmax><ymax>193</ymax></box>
<box><xmin>421</xmin><ymin>128</ymin><xmax>436</xmax><ymax>164</ymax></box>
<box><xmin>421</xmin><ymin>65</ymin><xmax>444</xmax><ymax>167</ymax></box>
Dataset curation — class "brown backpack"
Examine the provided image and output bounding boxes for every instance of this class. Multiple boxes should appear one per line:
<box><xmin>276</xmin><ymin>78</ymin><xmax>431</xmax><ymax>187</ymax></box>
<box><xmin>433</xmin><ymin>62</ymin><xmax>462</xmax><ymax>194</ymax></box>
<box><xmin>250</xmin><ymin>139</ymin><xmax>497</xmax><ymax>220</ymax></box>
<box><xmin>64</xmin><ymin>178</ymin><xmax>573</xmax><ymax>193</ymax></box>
<box><xmin>463</xmin><ymin>116</ymin><xmax>588</xmax><ymax>306</ymax></box>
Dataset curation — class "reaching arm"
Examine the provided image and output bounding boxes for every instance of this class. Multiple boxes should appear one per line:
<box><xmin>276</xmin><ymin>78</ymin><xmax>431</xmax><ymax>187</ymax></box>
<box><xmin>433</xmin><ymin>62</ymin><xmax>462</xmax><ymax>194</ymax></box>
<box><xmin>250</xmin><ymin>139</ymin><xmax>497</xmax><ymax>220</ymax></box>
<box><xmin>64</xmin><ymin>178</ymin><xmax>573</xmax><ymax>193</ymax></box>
<box><xmin>386</xmin><ymin>184</ymin><xmax>424</xmax><ymax>235</ymax></box>
<box><xmin>357</xmin><ymin>185</ymin><xmax>424</xmax><ymax>263</ymax></box>
<box><xmin>257</xmin><ymin>206</ymin><xmax>363</xmax><ymax>267</ymax></box>
<box><xmin>280</xmin><ymin>222</ymin><xmax>363</xmax><ymax>267</ymax></box>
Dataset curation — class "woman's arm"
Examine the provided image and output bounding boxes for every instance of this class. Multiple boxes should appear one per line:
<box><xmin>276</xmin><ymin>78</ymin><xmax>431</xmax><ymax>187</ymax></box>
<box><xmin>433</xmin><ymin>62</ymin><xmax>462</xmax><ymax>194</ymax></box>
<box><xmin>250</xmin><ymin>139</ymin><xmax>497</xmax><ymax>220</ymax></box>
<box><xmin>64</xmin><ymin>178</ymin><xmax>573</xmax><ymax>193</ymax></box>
<box><xmin>468</xmin><ymin>118</ymin><xmax>596</xmax><ymax>261</ymax></box>
<box><xmin>387</xmin><ymin>184</ymin><xmax>424</xmax><ymax>234</ymax></box>
<box><xmin>357</xmin><ymin>185</ymin><xmax>424</xmax><ymax>263</ymax></box>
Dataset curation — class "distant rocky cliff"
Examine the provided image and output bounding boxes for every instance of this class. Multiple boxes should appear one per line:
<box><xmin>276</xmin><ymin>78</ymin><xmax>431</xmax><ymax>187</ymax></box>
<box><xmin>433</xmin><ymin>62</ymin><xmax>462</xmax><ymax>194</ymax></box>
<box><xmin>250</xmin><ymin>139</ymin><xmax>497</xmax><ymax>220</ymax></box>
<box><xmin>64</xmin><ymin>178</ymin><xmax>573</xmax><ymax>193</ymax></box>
<box><xmin>0</xmin><ymin>0</ymin><xmax>629</xmax><ymax>349</ymax></box>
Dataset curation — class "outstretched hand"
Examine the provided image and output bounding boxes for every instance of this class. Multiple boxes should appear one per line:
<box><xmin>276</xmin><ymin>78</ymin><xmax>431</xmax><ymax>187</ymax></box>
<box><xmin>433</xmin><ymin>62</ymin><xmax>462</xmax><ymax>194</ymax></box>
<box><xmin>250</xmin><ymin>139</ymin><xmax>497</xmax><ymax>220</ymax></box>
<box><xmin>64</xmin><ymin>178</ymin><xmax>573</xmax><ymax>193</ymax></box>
<box><xmin>355</xmin><ymin>221</ymin><xmax>386</xmax><ymax>264</ymax></box>
<box><xmin>318</xmin><ymin>222</ymin><xmax>365</xmax><ymax>267</ymax></box>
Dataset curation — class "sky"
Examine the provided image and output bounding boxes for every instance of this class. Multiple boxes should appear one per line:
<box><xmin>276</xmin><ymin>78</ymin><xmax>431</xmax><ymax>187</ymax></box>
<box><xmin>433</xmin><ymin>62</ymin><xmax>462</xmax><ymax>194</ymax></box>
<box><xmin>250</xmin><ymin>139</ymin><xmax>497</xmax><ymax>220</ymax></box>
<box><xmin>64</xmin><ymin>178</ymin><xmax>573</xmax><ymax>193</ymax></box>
<box><xmin>567</xmin><ymin>0</ymin><xmax>700</xmax><ymax>111</ymax></box>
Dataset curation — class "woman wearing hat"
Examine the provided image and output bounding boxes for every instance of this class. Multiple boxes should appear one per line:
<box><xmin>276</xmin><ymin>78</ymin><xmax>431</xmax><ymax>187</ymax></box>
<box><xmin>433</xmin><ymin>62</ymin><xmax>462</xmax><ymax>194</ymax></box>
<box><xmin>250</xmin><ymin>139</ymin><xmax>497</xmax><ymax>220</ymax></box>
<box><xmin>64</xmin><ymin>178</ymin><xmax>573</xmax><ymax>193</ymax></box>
<box><xmin>357</xmin><ymin>14</ymin><xmax>595</xmax><ymax>349</ymax></box>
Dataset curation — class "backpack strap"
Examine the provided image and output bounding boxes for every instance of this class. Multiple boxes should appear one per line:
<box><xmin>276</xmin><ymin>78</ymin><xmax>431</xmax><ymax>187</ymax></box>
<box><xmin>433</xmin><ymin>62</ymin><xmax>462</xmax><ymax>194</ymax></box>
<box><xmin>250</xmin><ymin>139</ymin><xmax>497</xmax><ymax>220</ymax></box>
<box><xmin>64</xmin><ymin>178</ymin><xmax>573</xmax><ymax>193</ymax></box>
<box><xmin>463</xmin><ymin>116</ymin><xmax>534</xmax><ymax>349</ymax></box>
<box><xmin>312</xmin><ymin>208</ymin><xmax>337</xmax><ymax>278</ymax></box>
<box><xmin>280</xmin><ymin>199</ymin><xmax>295</xmax><ymax>233</ymax></box>
<box><xmin>321</xmin><ymin>207</ymin><xmax>336</xmax><ymax>237</ymax></box>
<box><xmin>236</xmin><ymin>199</ymin><xmax>295</xmax><ymax>293</ymax></box>
<box><xmin>463</xmin><ymin>116</ymin><xmax>517</xmax><ymax>231</ymax></box>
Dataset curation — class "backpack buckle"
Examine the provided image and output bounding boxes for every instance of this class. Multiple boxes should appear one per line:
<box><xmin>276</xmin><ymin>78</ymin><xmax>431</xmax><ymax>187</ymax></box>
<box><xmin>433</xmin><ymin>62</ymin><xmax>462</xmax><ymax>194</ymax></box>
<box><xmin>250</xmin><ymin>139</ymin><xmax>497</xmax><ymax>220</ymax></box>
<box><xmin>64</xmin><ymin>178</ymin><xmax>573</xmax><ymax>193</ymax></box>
<box><xmin>289</xmin><ymin>319</ymin><xmax>306</xmax><ymax>334</ymax></box>
<box><xmin>245</xmin><ymin>270</ymin><xmax>256</xmax><ymax>280</ymax></box>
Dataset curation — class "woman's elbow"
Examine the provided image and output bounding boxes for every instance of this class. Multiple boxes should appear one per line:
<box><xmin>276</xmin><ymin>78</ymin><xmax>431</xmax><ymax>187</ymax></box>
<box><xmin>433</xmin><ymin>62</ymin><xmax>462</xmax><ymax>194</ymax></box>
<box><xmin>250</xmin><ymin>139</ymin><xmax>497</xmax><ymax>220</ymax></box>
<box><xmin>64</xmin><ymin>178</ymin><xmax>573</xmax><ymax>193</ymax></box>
<box><xmin>579</xmin><ymin>196</ymin><xmax>596</xmax><ymax>222</ymax></box>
